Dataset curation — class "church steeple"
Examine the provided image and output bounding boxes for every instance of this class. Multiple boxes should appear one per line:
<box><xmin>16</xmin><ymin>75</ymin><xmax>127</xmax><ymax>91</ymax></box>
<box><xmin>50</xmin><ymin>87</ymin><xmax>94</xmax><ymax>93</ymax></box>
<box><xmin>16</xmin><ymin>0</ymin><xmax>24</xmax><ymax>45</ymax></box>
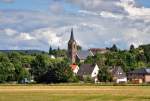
<box><xmin>70</xmin><ymin>28</ymin><xmax>74</xmax><ymax>41</ymax></box>
<box><xmin>68</xmin><ymin>28</ymin><xmax>77</xmax><ymax>64</ymax></box>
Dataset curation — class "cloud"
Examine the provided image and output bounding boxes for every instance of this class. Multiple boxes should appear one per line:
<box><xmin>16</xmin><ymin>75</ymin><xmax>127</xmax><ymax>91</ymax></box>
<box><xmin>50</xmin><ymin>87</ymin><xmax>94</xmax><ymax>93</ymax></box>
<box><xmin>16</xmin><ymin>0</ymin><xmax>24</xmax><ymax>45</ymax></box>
<box><xmin>49</xmin><ymin>1</ymin><xmax>64</xmax><ymax>14</ymax></box>
<box><xmin>100</xmin><ymin>11</ymin><xmax>124</xmax><ymax>19</ymax></box>
<box><xmin>66</xmin><ymin>0</ymin><xmax>150</xmax><ymax>21</ymax></box>
<box><xmin>66</xmin><ymin>0</ymin><xmax>127</xmax><ymax>14</ymax></box>
<box><xmin>3</xmin><ymin>28</ymin><xmax>17</xmax><ymax>36</ymax></box>
<box><xmin>117</xmin><ymin>0</ymin><xmax>150</xmax><ymax>22</ymax></box>
<box><xmin>17</xmin><ymin>32</ymin><xmax>35</xmax><ymax>41</ymax></box>
<box><xmin>0</xmin><ymin>0</ymin><xmax>14</xmax><ymax>3</ymax></box>
<box><xmin>0</xmin><ymin>0</ymin><xmax>150</xmax><ymax>51</ymax></box>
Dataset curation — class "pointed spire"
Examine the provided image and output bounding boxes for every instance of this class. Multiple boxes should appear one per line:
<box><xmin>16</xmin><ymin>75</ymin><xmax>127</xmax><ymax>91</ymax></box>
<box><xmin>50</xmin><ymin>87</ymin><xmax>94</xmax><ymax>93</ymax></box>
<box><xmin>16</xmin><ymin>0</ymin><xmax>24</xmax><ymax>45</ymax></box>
<box><xmin>70</xmin><ymin>28</ymin><xmax>74</xmax><ymax>40</ymax></box>
<box><xmin>57</xmin><ymin>46</ymin><xmax>60</xmax><ymax>51</ymax></box>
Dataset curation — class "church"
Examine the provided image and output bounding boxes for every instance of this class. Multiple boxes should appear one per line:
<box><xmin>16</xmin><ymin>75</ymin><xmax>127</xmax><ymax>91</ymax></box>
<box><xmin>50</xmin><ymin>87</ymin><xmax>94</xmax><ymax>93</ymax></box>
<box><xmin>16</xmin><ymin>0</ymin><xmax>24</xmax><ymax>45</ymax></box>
<box><xmin>67</xmin><ymin>28</ymin><xmax>108</xmax><ymax>64</ymax></box>
<box><xmin>68</xmin><ymin>28</ymin><xmax>78</xmax><ymax>63</ymax></box>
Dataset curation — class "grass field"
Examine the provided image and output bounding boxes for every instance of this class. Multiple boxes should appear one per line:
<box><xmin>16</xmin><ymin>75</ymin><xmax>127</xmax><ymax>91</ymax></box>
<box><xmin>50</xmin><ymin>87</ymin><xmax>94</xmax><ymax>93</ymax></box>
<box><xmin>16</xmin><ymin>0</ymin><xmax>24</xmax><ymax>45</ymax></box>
<box><xmin>0</xmin><ymin>85</ymin><xmax>150</xmax><ymax>101</ymax></box>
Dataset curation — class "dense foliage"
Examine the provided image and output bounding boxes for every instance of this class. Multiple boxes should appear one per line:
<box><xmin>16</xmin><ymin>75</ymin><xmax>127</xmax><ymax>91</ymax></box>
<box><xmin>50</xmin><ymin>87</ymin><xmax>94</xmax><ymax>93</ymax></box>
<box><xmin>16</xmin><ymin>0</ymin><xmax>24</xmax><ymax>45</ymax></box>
<box><xmin>0</xmin><ymin>50</ymin><xmax>74</xmax><ymax>83</ymax></box>
<box><xmin>31</xmin><ymin>54</ymin><xmax>74</xmax><ymax>83</ymax></box>
<box><xmin>0</xmin><ymin>52</ymin><xmax>32</xmax><ymax>83</ymax></box>
<box><xmin>49</xmin><ymin>46</ymin><xmax>67</xmax><ymax>58</ymax></box>
<box><xmin>85</xmin><ymin>44</ymin><xmax>150</xmax><ymax>82</ymax></box>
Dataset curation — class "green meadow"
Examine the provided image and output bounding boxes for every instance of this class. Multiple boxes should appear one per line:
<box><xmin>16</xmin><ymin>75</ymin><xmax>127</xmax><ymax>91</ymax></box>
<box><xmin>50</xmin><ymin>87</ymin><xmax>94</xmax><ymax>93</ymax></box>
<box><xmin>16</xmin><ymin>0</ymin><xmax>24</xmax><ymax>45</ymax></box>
<box><xmin>0</xmin><ymin>85</ymin><xmax>150</xmax><ymax>101</ymax></box>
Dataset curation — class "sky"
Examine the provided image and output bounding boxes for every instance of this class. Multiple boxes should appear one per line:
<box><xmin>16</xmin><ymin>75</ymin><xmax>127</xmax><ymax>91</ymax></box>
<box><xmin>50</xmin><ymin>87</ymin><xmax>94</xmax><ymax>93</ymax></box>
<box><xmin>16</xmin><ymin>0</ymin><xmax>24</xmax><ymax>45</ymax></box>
<box><xmin>0</xmin><ymin>0</ymin><xmax>150</xmax><ymax>51</ymax></box>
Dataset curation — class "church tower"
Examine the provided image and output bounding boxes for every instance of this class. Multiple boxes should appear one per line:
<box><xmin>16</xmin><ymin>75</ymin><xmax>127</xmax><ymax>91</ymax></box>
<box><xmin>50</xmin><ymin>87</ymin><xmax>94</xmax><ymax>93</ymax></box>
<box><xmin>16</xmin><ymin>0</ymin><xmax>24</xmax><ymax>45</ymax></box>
<box><xmin>68</xmin><ymin>28</ymin><xmax>77</xmax><ymax>64</ymax></box>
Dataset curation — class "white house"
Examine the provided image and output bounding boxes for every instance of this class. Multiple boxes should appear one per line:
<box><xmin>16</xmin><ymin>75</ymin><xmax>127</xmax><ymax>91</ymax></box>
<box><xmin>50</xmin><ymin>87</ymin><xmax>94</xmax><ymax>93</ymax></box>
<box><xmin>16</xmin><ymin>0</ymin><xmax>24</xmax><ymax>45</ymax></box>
<box><xmin>77</xmin><ymin>64</ymin><xmax>99</xmax><ymax>83</ymax></box>
<box><xmin>110</xmin><ymin>66</ymin><xmax>127</xmax><ymax>83</ymax></box>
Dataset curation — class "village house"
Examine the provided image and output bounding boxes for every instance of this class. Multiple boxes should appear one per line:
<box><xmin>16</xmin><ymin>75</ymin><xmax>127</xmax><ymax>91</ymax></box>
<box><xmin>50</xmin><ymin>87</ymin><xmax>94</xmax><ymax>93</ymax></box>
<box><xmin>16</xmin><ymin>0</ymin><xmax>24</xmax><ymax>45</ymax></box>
<box><xmin>77</xmin><ymin>64</ymin><xmax>99</xmax><ymax>83</ymax></box>
<box><xmin>110</xmin><ymin>66</ymin><xmax>127</xmax><ymax>83</ymax></box>
<box><xmin>70</xmin><ymin>64</ymin><xmax>79</xmax><ymax>75</ymax></box>
<box><xmin>127</xmin><ymin>68</ymin><xmax>150</xmax><ymax>84</ymax></box>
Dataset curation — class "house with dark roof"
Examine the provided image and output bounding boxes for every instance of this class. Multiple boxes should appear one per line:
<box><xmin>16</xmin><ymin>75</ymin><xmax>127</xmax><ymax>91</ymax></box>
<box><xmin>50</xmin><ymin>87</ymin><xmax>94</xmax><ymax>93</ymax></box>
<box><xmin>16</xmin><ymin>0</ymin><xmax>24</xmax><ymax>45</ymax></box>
<box><xmin>110</xmin><ymin>66</ymin><xmax>127</xmax><ymax>83</ymax></box>
<box><xmin>76</xmin><ymin>51</ymin><xmax>93</xmax><ymax>63</ymax></box>
<box><xmin>127</xmin><ymin>68</ymin><xmax>150</xmax><ymax>83</ymax></box>
<box><xmin>77</xmin><ymin>64</ymin><xmax>99</xmax><ymax>83</ymax></box>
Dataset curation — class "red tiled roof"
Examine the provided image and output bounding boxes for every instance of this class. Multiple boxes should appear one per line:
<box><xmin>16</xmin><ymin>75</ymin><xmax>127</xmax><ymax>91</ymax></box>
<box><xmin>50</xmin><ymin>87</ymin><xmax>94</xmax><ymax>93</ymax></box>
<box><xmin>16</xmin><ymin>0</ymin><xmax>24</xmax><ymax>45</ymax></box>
<box><xmin>70</xmin><ymin>64</ymin><xmax>78</xmax><ymax>70</ymax></box>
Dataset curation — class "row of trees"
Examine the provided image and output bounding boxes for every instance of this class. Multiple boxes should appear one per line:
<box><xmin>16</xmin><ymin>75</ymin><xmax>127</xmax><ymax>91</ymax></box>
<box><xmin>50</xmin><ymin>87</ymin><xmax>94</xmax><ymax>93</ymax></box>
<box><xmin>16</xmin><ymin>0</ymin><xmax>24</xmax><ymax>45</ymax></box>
<box><xmin>0</xmin><ymin>51</ymin><xmax>75</xmax><ymax>83</ymax></box>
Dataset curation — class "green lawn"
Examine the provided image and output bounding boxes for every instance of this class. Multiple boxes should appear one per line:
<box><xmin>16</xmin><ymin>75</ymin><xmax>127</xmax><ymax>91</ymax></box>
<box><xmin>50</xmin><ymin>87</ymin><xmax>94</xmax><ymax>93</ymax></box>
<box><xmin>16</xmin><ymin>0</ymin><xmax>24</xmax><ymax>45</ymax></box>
<box><xmin>0</xmin><ymin>85</ymin><xmax>150</xmax><ymax>101</ymax></box>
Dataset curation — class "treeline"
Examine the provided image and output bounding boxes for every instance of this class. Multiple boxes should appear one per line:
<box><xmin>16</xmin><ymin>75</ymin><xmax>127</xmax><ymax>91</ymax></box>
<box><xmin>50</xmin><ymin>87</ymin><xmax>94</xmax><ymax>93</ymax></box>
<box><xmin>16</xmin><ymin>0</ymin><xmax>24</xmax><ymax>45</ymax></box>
<box><xmin>85</xmin><ymin>44</ymin><xmax>150</xmax><ymax>82</ymax></box>
<box><xmin>0</xmin><ymin>52</ymin><xmax>74</xmax><ymax>83</ymax></box>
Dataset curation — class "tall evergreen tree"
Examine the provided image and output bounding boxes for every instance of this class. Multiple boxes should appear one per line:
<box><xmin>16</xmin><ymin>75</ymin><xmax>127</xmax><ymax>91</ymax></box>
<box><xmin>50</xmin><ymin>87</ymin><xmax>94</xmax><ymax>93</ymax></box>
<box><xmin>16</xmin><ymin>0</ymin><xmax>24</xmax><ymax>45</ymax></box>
<box><xmin>49</xmin><ymin>45</ymin><xmax>53</xmax><ymax>55</ymax></box>
<box><xmin>130</xmin><ymin>44</ymin><xmax>135</xmax><ymax>53</ymax></box>
<box><xmin>110</xmin><ymin>44</ymin><xmax>118</xmax><ymax>52</ymax></box>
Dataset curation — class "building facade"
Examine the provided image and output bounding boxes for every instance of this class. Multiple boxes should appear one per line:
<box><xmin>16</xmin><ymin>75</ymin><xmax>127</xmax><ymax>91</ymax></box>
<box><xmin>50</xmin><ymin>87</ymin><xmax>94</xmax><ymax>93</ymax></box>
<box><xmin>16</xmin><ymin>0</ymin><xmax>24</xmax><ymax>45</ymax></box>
<box><xmin>110</xmin><ymin>66</ymin><xmax>127</xmax><ymax>83</ymax></box>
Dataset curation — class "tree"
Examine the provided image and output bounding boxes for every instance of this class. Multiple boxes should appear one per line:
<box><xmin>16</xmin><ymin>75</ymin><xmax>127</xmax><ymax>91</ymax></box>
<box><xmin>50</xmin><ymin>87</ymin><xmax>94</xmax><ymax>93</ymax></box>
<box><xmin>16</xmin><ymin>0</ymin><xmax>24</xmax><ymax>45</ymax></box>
<box><xmin>110</xmin><ymin>44</ymin><xmax>118</xmax><ymax>52</ymax></box>
<box><xmin>77</xmin><ymin>45</ymin><xmax>82</xmax><ymax>51</ymax></box>
<box><xmin>0</xmin><ymin>52</ymin><xmax>31</xmax><ymax>83</ymax></box>
<box><xmin>85</xmin><ymin>56</ymin><xmax>94</xmax><ymax>64</ymax></box>
<box><xmin>45</xmin><ymin>61</ymin><xmax>73</xmax><ymax>83</ymax></box>
<box><xmin>8</xmin><ymin>52</ymin><xmax>21</xmax><ymax>63</ymax></box>
<box><xmin>98</xmin><ymin>66</ymin><xmax>112</xmax><ymax>82</ymax></box>
<box><xmin>85</xmin><ymin>54</ymin><xmax>105</xmax><ymax>67</ymax></box>
<box><xmin>130</xmin><ymin>44</ymin><xmax>135</xmax><ymax>53</ymax></box>
<box><xmin>0</xmin><ymin>53</ymin><xmax>9</xmax><ymax>62</ymax></box>
<box><xmin>8</xmin><ymin>52</ymin><xmax>26</xmax><ymax>82</ymax></box>
<box><xmin>139</xmin><ymin>44</ymin><xmax>150</xmax><ymax>63</ymax></box>
<box><xmin>18</xmin><ymin>68</ymin><xmax>30</xmax><ymax>83</ymax></box>
<box><xmin>0</xmin><ymin>61</ymin><xmax>15</xmax><ymax>82</ymax></box>
<box><xmin>31</xmin><ymin>54</ymin><xmax>74</xmax><ymax>83</ymax></box>
<box><xmin>49</xmin><ymin>45</ymin><xmax>53</xmax><ymax>55</ymax></box>
<box><xmin>31</xmin><ymin>54</ymin><xmax>50</xmax><ymax>83</ymax></box>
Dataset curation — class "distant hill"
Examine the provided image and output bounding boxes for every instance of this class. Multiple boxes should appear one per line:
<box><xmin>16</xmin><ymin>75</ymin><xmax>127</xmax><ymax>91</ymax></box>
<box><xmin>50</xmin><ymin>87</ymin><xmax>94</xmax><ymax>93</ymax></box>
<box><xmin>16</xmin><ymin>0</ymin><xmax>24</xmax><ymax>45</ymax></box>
<box><xmin>0</xmin><ymin>50</ymin><xmax>48</xmax><ymax>55</ymax></box>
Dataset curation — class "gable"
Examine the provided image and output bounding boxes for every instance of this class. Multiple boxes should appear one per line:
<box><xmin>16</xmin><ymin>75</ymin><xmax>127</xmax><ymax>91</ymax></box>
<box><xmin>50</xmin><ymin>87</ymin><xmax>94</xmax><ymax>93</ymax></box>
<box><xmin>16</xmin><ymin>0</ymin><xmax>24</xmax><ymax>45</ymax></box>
<box><xmin>111</xmin><ymin>67</ymin><xmax>126</xmax><ymax>79</ymax></box>
<box><xmin>91</xmin><ymin>65</ymin><xmax>99</xmax><ymax>77</ymax></box>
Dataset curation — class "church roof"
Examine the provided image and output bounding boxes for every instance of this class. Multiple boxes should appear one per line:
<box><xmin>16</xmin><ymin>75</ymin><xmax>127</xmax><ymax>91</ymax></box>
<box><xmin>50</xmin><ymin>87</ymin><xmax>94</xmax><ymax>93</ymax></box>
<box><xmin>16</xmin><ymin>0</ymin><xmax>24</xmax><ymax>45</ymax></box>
<box><xmin>70</xmin><ymin>28</ymin><xmax>74</xmax><ymax>40</ymax></box>
<box><xmin>77</xmin><ymin>50</ymin><xmax>92</xmax><ymax>60</ymax></box>
<box><xmin>68</xmin><ymin>28</ymin><xmax>76</xmax><ymax>44</ymax></box>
